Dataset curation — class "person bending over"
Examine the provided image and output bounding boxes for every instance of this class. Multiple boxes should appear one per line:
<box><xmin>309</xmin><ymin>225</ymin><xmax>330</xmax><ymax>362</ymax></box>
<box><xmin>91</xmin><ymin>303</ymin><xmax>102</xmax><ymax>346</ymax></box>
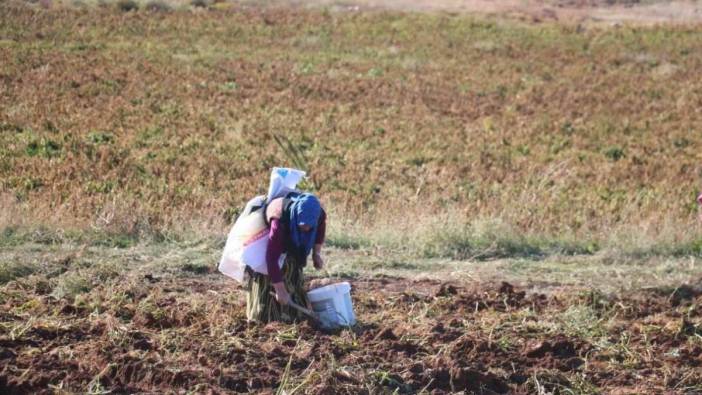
<box><xmin>246</xmin><ymin>192</ymin><xmax>326</xmax><ymax>322</ymax></box>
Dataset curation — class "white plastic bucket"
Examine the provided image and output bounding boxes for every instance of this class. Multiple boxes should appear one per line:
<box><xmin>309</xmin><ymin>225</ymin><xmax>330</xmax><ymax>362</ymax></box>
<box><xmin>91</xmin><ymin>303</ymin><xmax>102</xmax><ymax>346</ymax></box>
<box><xmin>307</xmin><ymin>282</ymin><xmax>356</xmax><ymax>329</ymax></box>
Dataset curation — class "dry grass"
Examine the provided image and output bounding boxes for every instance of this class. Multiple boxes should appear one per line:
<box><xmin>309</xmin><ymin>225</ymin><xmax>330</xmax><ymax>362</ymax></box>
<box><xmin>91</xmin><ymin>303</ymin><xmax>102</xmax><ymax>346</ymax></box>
<box><xmin>1</xmin><ymin>4</ymin><xmax>702</xmax><ymax>256</ymax></box>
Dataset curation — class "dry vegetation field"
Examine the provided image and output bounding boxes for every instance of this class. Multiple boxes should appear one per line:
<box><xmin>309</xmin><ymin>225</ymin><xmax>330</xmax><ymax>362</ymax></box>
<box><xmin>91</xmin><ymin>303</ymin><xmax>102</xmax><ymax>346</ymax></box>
<box><xmin>1</xmin><ymin>240</ymin><xmax>702</xmax><ymax>393</ymax></box>
<box><xmin>1</xmin><ymin>0</ymin><xmax>702</xmax><ymax>393</ymax></box>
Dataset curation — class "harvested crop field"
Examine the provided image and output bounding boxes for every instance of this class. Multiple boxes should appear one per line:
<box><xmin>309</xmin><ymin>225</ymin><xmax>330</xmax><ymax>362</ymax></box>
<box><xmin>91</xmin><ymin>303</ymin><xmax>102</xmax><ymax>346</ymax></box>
<box><xmin>3</xmin><ymin>1</ymin><xmax>702</xmax><ymax>394</ymax></box>
<box><xmin>2</xmin><ymin>259</ymin><xmax>701</xmax><ymax>394</ymax></box>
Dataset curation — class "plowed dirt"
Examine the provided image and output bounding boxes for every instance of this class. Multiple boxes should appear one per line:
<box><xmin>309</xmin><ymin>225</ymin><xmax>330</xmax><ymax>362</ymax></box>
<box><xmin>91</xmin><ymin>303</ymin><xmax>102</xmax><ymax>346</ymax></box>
<box><xmin>2</xmin><ymin>276</ymin><xmax>701</xmax><ymax>393</ymax></box>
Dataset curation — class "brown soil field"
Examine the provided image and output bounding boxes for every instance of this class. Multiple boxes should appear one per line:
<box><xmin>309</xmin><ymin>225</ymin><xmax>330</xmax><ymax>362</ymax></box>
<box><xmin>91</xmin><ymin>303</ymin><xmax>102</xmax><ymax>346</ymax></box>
<box><xmin>2</xmin><ymin>273</ymin><xmax>701</xmax><ymax>393</ymax></box>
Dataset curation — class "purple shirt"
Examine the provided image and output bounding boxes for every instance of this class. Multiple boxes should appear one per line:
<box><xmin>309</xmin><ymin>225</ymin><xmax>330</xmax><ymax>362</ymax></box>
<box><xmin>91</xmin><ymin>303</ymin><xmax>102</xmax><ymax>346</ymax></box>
<box><xmin>266</xmin><ymin>210</ymin><xmax>326</xmax><ymax>283</ymax></box>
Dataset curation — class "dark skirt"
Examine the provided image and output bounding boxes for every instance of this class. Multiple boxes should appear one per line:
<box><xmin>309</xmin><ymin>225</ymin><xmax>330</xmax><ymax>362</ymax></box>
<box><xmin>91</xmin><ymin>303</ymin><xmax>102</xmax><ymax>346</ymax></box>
<box><xmin>246</xmin><ymin>255</ymin><xmax>308</xmax><ymax>323</ymax></box>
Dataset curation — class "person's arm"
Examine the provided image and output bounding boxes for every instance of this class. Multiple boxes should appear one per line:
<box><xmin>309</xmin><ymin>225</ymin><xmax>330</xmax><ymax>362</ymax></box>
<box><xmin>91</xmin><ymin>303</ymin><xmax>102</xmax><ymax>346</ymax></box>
<box><xmin>266</xmin><ymin>219</ymin><xmax>290</xmax><ymax>304</ymax></box>
<box><xmin>315</xmin><ymin>209</ymin><xmax>326</xmax><ymax>245</ymax></box>
<box><xmin>313</xmin><ymin>210</ymin><xmax>326</xmax><ymax>270</ymax></box>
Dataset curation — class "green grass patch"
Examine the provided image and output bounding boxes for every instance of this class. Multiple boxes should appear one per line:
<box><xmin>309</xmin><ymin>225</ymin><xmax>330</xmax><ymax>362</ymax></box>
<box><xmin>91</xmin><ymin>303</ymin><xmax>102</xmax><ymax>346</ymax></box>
<box><xmin>0</xmin><ymin>225</ymin><xmax>149</xmax><ymax>249</ymax></box>
<box><xmin>0</xmin><ymin>261</ymin><xmax>39</xmax><ymax>285</ymax></box>
<box><xmin>25</xmin><ymin>138</ymin><xmax>61</xmax><ymax>158</ymax></box>
<box><xmin>51</xmin><ymin>272</ymin><xmax>93</xmax><ymax>300</ymax></box>
<box><xmin>421</xmin><ymin>222</ymin><xmax>599</xmax><ymax>260</ymax></box>
<box><xmin>326</xmin><ymin>233</ymin><xmax>373</xmax><ymax>250</ymax></box>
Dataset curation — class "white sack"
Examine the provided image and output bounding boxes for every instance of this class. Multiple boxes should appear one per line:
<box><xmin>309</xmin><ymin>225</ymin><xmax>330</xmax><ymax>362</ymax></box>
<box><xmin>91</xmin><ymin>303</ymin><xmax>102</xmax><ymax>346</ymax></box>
<box><xmin>267</xmin><ymin>167</ymin><xmax>306</xmax><ymax>201</ymax></box>
<box><xmin>219</xmin><ymin>168</ymin><xmax>306</xmax><ymax>282</ymax></box>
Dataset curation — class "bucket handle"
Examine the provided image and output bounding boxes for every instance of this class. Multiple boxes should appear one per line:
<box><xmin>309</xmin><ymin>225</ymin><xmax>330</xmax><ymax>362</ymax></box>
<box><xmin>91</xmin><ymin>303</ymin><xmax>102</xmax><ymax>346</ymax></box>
<box><xmin>269</xmin><ymin>292</ymin><xmax>320</xmax><ymax>321</ymax></box>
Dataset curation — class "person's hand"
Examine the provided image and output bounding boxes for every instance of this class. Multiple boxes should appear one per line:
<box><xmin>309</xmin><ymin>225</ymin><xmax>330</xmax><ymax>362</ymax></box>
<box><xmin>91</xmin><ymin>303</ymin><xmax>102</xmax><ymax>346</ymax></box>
<box><xmin>313</xmin><ymin>252</ymin><xmax>324</xmax><ymax>270</ymax></box>
<box><xmin>273</xmin><ymin>282</ymin><xmax>291</xmax><ymax>305</ymax></box>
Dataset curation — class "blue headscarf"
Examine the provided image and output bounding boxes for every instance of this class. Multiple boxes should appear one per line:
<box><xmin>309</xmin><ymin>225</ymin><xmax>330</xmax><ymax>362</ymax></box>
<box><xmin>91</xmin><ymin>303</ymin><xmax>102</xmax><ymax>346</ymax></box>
<box><xmin>288</xmin><ymin>192</ymin><xmax>321</xmax><ymax>258</ymax></box>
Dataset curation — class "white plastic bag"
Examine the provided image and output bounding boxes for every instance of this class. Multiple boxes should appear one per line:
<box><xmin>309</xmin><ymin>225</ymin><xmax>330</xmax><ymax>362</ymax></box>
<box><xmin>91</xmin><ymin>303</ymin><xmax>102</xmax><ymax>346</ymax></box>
<box><xmin>218</xmin><ymin>196</ymin><xmax>268</xmax><ymax>282</ymax></box>
<box><xmin>218</xmin><ymin>168</ymin><xmax>306</xmax><ymax>282</ymax></box>
<box><xmin>267</xmin><ymin>167</ymin><xmax>306</xmax><ymax>201</ymax></box>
